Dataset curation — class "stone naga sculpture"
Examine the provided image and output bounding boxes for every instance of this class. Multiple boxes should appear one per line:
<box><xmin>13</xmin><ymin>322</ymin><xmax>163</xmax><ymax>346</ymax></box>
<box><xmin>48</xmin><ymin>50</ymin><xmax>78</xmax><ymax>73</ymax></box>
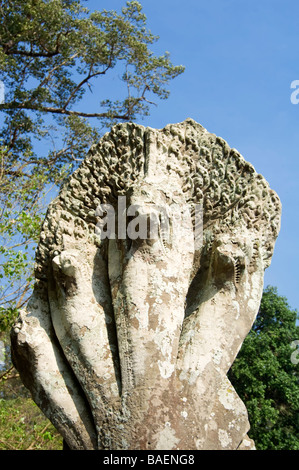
<box><xmin>11</xmin><ymin>119</ymin><xmax>281</xmax><ymax>450</ymax></box>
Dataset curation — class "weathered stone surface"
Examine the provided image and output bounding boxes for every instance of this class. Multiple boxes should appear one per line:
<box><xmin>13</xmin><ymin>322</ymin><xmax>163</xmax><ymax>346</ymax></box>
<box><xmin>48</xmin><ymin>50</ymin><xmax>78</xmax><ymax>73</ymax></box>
<box><xmin>11</xmin><ymin>119</ymin><xmax>281</xmax><ymax>450</ymax></box>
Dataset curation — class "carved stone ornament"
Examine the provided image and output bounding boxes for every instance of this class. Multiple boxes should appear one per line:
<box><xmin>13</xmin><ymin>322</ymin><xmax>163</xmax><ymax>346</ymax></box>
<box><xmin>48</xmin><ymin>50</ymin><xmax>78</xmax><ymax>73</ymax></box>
<box><xmin>11</xmin><ymin>119</ymin><xmax>281</xmax><ymax>450</ymax></box>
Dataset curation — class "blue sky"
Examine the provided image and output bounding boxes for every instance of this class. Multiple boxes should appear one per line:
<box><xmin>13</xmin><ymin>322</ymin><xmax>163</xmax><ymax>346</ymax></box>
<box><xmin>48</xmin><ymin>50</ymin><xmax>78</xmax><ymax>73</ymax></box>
<box><xmin>88</xmin><ymin>0</ymin><xmax>299</xmax><ymax>310</ymax></box>
<box><xmin>3</xmin><ymin>0</ymin><xmax>298</xmax><ymax>311</ymax></box>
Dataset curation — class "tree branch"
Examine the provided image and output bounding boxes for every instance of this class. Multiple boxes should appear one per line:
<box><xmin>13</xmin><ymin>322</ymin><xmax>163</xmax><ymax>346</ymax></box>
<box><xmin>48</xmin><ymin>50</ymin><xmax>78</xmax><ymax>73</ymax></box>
<box><xmin>2</xmin><ymin>47</ymin><xmax>61</xmax><ymax>58</ymax></box>
<box><xmin>26</xmin><ymin>422</ymin><xmax>51</xmax><ymax>450</ymax></box>
<box><xmin>35</xmin><ymin>52</ymin><xmax>79</xmax><ymax>91</ymax></box>
<box><xmin>0</xmin><ymin>366</ymin><xmax>14</xmax><ymax>382</ymax></box>
<box><xmin>4</xmin><ymin>169</ymin><xmax>31</xmax><ymax>179</ymax></box>
<box><xmin>61</xmin><ymin>65</ymin><xmax>109</xmax><ymax>111</ymax></box>
<box><xmin>1</xmin><ymin>31</ymin><xmax>68</xmax><ymax>58</ymax></box>
<box><xmin>0</xmin><ymin>102</ymin><xmax>131</xmax><ymax>120</ymax></box>
<box><xmin>0</xmin><ymin>438</ymin><xmax>18</xmax><ymax>450</ymax></box>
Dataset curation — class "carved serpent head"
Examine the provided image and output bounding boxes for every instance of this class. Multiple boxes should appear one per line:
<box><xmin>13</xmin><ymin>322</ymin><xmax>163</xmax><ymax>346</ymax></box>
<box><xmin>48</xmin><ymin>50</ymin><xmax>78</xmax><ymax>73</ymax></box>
<box><xmin>11</xmin><ymin>119</ymin><xmax>281</xmax><ymax>450</ymax></box>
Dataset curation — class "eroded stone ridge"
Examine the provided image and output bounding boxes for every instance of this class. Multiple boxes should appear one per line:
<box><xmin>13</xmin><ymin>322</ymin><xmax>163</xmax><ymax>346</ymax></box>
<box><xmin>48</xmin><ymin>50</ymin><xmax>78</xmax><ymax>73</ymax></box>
<box><xmin>11</xmin><ymin>119</ymin><xmax>281</xmax><ymax>450</ymax></box>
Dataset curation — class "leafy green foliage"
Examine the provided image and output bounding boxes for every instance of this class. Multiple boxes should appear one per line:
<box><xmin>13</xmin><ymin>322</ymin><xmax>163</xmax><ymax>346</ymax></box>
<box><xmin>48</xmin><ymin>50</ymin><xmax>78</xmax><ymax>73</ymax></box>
<box><xmin>0</xmin><ymin>144</ymin><xmax>50</xmax><ymax>330</ymax></box>
<box><xmin>0</xmin><ymin>330</ymin><xmax>62</xmax><ymax>449</ymax></box>
<box><xmin>0</xmin><ymin>0</ymin><xmax>184</xmax><ymax>178</ymax></box>
<box><xmin>229</xmin><ymin>286</ymin><xmax>299</xmax><ymax>450</ymax></box>
<box><xmin>0</xmin><ymin>396</ymin><xmax>62</xmax><ymax>449</ymax></box>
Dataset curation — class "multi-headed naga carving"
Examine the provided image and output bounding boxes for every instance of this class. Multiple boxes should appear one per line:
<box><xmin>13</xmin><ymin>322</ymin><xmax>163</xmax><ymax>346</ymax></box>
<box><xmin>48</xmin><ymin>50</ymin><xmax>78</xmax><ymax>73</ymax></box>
<box><xmin>11</xmin><ymin>119</ymin><xmax>281</xmax><ymax>450</ymax></box>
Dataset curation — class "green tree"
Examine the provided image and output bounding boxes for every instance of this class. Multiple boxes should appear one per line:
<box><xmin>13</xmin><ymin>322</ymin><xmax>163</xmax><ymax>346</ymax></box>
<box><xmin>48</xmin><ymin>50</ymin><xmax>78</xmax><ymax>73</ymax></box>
<box><xmin>0</xmin><ymin>0</ymin><xmax>184</xmax><ymax>178</ymax></box>
<box><xmin>0</xmin><ymin>0</ymin><xmax>184</xmax><ymax>328</ymax></box>
<box><xmin>0</xmin><ymin>144</ymin><xmax>59</xmax><ymax>330</ymax></box>
<box><xmin>229</xmin><ymin>286</ymin><xmax>299</xmax><ymax>450</ymax></box>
